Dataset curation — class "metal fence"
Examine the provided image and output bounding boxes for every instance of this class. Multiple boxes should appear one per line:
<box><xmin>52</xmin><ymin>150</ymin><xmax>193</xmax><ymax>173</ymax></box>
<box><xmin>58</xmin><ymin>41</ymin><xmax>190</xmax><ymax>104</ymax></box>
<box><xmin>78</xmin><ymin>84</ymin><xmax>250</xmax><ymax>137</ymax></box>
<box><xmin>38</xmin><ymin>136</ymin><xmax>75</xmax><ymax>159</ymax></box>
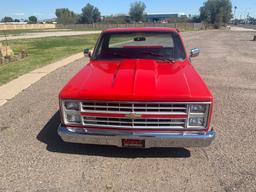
<box><xmin>0</xmin><ymin>23</ymin><xmax>207</xmax><ymax>31</ymax></box>
<box><xmin>57</xmin><ymin>23</ymin><xmax>206</xmax><ymax>31</ymax></box>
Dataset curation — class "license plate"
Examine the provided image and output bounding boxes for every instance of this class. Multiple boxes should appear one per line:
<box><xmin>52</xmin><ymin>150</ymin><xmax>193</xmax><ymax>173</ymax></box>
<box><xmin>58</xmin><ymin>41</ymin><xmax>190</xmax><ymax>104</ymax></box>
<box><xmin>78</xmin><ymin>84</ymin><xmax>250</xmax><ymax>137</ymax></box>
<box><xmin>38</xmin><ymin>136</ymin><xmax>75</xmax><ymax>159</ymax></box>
<box><xmin>122</xmin><ymin>139</ymin><xmax>145</xmax><ymax>148</ymax></box>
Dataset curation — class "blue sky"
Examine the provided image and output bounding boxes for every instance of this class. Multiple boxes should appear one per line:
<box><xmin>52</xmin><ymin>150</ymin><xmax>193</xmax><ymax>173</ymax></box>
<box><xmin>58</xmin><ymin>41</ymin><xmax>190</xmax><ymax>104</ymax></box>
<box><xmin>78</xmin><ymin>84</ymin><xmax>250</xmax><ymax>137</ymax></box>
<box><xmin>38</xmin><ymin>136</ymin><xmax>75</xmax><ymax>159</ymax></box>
<box><xmin>0</xmin><ymin>0</ymin><xmax>255</xmax><ymax>20</ymax></box>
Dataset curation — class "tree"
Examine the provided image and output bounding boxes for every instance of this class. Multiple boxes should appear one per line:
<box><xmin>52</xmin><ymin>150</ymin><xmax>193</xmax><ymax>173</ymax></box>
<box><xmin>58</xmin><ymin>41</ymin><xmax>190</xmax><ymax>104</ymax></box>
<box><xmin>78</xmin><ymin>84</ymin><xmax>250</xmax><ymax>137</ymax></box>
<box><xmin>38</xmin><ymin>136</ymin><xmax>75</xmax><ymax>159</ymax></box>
<box><xmin>55</xmin><ymin>8</ymin><xmax>78</xmax><ymax>25</ymax></box>
<box><xmin>129</xmin><ymin>1</ymin><xmax>146</xmax><ymax>22</ymax></box>
<box><xmin>191</xmin><ymin>15</ymin><xmax>201</xmax><ymax>23</ymax></box>
<box><xmin>28</xmin><ymin>16</ymin><xmax>38</xmax><ymax>24</ymax></box>
<box><xmin>14</xmin><ymin>19</ymin><xmax>20</xmax><ymax>22</ymax></box>
<box><xmin>1</xmin><ymin>16</ymin><xmax>13</xmax><ymax>22</ymax></box>
<box><xmin>200</xmin><ymin>0</ymin><xmax>233</xmax><ymax>28</ymax></box>
<box><xmin>247</xmin><ymin>16</ymin><xmax>256</xmax><ymax>25</ymax></box>
<box><xmin>79</xmin><ymin>3</ymin><xmax>101</xmax><ymax>24</ymax></box>
<box><xmin>102</xmin><ymin>14</ymin><xmax>131</xmax><ymax>24</ymax></box>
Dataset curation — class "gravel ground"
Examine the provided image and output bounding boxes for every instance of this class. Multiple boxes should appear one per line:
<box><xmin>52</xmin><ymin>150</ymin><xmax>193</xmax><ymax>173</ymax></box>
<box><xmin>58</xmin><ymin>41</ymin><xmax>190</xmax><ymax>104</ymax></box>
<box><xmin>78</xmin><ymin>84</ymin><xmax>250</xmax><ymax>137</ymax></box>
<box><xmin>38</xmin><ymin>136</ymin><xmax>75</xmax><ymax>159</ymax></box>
<box><xmin>0</xmin><ymin>30</ymin><xmax>256</xmax><ymax>192</ymax></box>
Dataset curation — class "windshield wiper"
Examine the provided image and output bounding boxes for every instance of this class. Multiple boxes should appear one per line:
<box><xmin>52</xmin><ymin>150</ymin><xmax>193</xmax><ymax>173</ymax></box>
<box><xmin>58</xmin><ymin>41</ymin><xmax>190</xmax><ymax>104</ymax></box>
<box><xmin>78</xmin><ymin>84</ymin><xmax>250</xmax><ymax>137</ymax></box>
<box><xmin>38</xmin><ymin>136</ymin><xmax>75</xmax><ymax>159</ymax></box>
<box><xmin>157</xmin><ymin>58</ymin><xmax>176</xmax><ymax>63</ymax></box>
<box><xmin>140</xmin><ymin>51</ymin><xmax>175</xmax><ymax>63</ymax></box>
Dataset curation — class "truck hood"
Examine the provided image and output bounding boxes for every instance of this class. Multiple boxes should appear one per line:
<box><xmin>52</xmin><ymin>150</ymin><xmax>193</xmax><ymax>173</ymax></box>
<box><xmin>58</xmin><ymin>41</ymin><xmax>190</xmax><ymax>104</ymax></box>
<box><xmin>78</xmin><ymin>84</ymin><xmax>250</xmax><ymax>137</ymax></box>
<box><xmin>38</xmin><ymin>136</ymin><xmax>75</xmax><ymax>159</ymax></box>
<box><xmin>60</xmin><ymin>59</ymin><xmax>212</xmax><ymax>101</ymax></box>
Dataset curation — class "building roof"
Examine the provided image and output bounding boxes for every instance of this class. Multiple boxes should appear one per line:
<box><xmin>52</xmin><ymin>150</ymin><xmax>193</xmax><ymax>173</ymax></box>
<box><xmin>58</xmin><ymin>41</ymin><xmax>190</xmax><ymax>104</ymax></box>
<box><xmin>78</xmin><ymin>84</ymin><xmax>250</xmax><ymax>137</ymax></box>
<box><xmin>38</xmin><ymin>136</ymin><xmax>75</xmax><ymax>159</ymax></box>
<box><xmin>147</xmin><ymin>13</ymin><xmax>179</xmax><ymax>16</ymax></box>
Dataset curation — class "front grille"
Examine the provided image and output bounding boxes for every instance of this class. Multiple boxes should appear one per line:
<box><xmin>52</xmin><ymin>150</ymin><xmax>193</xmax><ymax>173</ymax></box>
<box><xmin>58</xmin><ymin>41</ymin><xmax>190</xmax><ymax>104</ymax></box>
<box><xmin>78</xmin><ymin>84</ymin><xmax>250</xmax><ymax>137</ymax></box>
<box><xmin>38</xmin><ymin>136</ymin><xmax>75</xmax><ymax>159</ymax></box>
<box><xmin>81</xmin><ymin>101</ymin><xmax>187</xmax><ymax>114</ymax></box>
<box><xmin>83</xmin><ymin>116</ymin><xmax>186</xmax><ymax>129</ymax></box>
<box><xmin>80</xmin><ymin>101</ymin><xmax>189</xmax><ymax>130</ymax></box>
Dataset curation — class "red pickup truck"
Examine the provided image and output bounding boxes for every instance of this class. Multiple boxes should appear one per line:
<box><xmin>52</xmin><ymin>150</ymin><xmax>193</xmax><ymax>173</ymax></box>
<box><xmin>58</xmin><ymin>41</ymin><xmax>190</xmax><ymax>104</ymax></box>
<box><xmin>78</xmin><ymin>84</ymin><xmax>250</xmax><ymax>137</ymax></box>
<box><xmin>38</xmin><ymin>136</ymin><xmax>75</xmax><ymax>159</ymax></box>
<box><xmin>58</xmin><ymin>27</ymin><xmax>215</xmax><ymax>148</ymax></box>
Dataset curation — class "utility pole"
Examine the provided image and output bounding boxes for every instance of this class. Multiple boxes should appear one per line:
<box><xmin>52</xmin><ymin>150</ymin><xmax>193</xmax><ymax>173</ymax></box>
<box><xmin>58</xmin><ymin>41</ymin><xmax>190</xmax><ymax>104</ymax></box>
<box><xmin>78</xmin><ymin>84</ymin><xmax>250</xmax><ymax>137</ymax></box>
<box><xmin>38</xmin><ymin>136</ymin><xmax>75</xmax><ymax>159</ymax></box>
<box><xmin>234</xmin><ymin>6</ymin><xmax>237</xmax><ymax>20</ymax></box>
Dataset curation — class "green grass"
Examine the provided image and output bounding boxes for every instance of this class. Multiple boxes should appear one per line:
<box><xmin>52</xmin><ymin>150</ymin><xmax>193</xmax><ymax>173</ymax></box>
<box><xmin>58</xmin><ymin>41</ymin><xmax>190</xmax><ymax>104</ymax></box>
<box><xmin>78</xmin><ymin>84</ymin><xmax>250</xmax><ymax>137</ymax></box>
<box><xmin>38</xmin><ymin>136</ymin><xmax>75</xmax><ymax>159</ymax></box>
<box><xmin>0</xmin><ymin>34</ymin><xmax>99</xmax><ymax>85</ymax></box>
<box><xmin>0</xmin><ymin>29</ymin><xmax>73</xmax><ymax>36</ymax></box>
<box><xmin>0</xmin><ymin>28</ymin><xmax>100</xmax><ymax>36</ymax></box>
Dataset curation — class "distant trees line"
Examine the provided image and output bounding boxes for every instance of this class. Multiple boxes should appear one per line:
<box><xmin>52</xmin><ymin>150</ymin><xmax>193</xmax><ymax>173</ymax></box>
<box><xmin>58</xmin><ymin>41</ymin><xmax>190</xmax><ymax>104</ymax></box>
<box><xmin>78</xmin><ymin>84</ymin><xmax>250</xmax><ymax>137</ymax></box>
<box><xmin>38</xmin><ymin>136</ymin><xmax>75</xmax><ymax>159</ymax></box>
<box><xmin>55</xmin><ymin>2</ymin><xmax>147</xmax><ymax>25</ymax></box>
<box><xmin>54</xmin><ymin>0</ymin><xmax>236</xmax><ymax>28</ymax></box>
<box><xmin>2</xmin><ymin>0</ymin><xmax>256</xmax><ymax>28</ymax></box>
<box><xmin>54</xmin><ymin>1</ymin><xmax>198</xmax><ymax>25</ymax></box>
<box><xmin>237</xmin><ymin>17</ymin><xmax>256</xmax><ymax>25</ymax></box>
<box><xmin>1</xmin><ymin>16</ymin><xmax>38</xmax><ymax>24</ymax></box>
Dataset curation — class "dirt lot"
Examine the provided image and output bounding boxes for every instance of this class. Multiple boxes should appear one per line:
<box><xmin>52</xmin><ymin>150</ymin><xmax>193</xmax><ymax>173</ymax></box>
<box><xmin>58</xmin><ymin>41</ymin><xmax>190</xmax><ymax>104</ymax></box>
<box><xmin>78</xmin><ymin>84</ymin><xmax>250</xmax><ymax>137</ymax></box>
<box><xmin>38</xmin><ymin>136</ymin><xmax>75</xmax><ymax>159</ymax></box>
<box><xmin>0</xmin><ymin>30</ymin><xmax>256</xmax><ymax>192</ymax></box>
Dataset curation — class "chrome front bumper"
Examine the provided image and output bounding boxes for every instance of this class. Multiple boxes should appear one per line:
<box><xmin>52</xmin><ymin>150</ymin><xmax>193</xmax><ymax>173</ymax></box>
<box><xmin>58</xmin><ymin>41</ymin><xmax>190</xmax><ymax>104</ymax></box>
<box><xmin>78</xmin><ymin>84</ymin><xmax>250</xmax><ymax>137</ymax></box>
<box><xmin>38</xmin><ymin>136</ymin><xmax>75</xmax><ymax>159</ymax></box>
<box><xmin>58</xmin><ymin>125</ymin><xmax>216</xmax><ymax>148</ymax></box>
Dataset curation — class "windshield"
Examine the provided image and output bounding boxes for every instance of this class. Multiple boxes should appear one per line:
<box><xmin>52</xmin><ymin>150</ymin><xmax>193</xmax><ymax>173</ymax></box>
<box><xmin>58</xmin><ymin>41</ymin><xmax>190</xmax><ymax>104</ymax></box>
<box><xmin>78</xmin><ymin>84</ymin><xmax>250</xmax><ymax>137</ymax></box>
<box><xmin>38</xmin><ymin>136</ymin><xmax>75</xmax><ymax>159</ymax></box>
<box><xmin>93</xmin><ymin>31</ymin><xmax>186</xmax><ymax>61</ymax></box>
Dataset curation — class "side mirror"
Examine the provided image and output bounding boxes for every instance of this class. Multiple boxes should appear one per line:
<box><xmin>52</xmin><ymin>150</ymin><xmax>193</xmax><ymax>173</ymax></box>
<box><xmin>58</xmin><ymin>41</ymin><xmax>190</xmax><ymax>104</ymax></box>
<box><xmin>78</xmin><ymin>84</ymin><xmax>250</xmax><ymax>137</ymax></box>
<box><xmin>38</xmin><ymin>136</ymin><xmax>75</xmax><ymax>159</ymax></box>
<box><xmin>83</xmin><ymin>48</ymin><xmax>93</xmax><ymax>58</ymax></box>
<box><xmin>190</xmin><ymin>48</ymin><xmax>200</xmax><ymax>58</ymax></box>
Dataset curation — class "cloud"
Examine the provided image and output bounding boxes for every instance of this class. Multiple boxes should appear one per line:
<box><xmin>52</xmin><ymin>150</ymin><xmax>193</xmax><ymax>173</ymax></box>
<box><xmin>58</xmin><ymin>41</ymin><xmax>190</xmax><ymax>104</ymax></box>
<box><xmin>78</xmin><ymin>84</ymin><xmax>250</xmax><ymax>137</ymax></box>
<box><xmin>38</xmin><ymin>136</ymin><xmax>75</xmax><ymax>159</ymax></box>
<box><xmin>12</xmin><ymin>12</ymin><xmax>25</xmax><ymax>16</ymax></box>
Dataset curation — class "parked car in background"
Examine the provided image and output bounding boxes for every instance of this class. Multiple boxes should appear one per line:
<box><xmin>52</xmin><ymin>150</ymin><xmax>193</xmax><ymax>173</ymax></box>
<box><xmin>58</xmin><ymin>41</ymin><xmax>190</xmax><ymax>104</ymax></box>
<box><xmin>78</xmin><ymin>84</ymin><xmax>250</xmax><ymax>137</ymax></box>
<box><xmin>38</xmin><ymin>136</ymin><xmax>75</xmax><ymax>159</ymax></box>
<box><xmin>58</xmin><ymin>27</ymin><xmax>215</xmax><ymax>148</ymax></box>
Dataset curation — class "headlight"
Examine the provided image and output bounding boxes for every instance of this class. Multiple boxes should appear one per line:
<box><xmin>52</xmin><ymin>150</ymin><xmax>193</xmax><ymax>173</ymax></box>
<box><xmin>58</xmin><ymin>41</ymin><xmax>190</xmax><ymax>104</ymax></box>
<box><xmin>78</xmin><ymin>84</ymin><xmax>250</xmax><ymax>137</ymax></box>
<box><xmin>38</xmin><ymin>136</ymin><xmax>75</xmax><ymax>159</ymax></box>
<box><xmin>190</xmin><ymin>104</ymin><xmax>206</xmax><ymax>113</ymax></box>
<box><xmin>61</xmin><ymin>100</ymin><xmax>82</xmax><ymax>125</ymax></box>
<box><xmin>187</xmin><ymin>103</ymin><xmax>210</xmax><ymax>128</ymax></box>
<box><xmin>189</xmin><ymin>117</ymin><xmax>205</xmax><ymax>126</ymax></box>
<box><xmin>66</xmin><ymin>113</ymin><xmax>81</xmax><ymax>123</ymax></box>
<box><xmin>64</xmin><ymin>101</ymin><xmax>80</xmax><ymax>111</ymax></box>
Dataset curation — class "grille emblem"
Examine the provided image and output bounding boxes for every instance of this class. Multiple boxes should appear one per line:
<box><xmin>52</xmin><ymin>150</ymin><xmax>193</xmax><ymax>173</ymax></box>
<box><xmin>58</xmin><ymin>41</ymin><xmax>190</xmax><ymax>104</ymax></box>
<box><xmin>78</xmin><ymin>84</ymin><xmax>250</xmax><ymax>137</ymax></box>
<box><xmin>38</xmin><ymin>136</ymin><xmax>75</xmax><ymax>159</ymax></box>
<box><xmin>125</xmin><ymin>113</ymin><xmax>142</xmax><ymax>119</ymax></box>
